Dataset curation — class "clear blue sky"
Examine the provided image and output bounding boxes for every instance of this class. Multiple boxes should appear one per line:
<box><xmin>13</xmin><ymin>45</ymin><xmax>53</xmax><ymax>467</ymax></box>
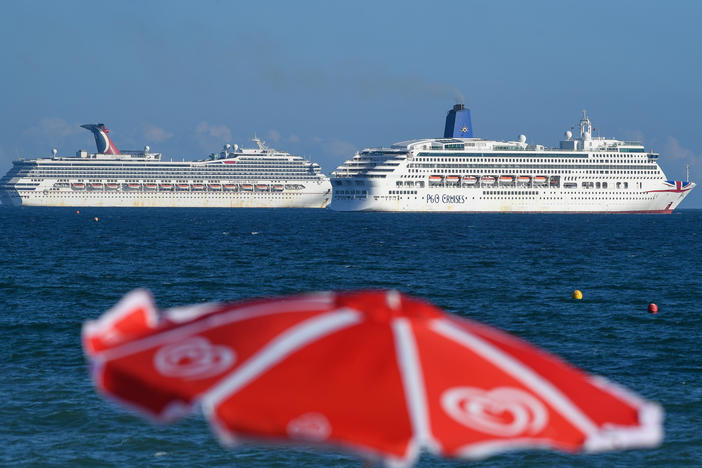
<box><xmin>1</xmin><ymin>0</ymin><xmax>700</xmax><ymax>207</ymax></box>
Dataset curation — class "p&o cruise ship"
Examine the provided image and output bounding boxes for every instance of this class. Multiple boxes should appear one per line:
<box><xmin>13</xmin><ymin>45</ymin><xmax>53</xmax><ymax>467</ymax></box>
<box><xmin>330</xmin><ymin>105</ymin><xmax>694</xmax><ymax>213</ymax></box>
<box><xmin>0</xmin><ymin>124</ymin><xmax>331</xmax><ymax>208</ymax></box>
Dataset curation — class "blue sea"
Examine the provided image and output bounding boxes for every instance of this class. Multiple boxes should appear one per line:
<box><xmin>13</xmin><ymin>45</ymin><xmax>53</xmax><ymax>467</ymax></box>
<box><xmin>1</xmin><ymin>207</ymin><xmax>701</xmax><ymax>467</ymax></box>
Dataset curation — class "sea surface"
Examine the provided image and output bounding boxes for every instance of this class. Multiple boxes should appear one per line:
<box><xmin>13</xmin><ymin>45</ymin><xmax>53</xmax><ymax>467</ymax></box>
<box><xmin>1</xmin><ymin>207</ymin><xmax>700</xmax><ymax>467</ymax></box>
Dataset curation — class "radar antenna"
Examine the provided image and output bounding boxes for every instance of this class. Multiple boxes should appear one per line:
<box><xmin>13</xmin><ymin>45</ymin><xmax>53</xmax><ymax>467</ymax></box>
<box><xmin>252</xmin><ymin>135</ymin><xmax>268</xmax><ymax>151</ymax></box>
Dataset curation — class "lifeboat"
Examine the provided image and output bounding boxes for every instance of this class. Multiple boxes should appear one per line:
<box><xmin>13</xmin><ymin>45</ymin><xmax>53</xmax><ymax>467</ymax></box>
<box><xmin>240</xmin><ymin>184</ymin><xmax>254</xmax><ymax>191</ymax></box>
<box><xmin>428</xmin><ymin>175</ymin><xmax>443</xmax><ymax>182</ymax></box>
<box><xmin>499</xmin><ymin>176</ymin><xmax>514</xmax><ymax>183</ymax></box>
<box><xmin>71</xmin><ymin>183</ymin><xmax>86</xmax><ymax>190</ymax></box>
<box><xmin>223</xmin><ymin>184</ymin><xmax>238</xmax><ymax>191</ymax></box>
<box><xmin>176</xmin><ymin>184</ymin><xmax>190</xmax><ymax>190</ymax></box>
<box><xmin>144</xmin><ymin>183</ymin><xmax>158</xmax><ymax>190</ymax></box>
<box><xmin>534</xmin><ymin>176</ymin><xmax>548</xmax><ymax>184</ymax></box>
<box><xmin>89</xmin><ymin>182</ymin><xmax>104</xmax><ymax>189</ymax></box>
<box><xmin>517</xmin><ymin>176</ymin><xmax>531</xmax><ymax>183</ymax></box>
<box><xmin>125</xmin><ymin>183</ymin><xmax>142</xmax><ymax>190</ymax></box>
<box><xmin>208</xmin><ymin>184</ymin><xmax>222</xmax><ymax>190</ymax></box>
<box><xmin>191</xmin><ymin>184</ymin><xmax>205</xmax><ymax>190</ymax></box>
<box><xmin>159</xmin><ymin>183</ymin><xmax>173</xmax><ymax>190</ymax></box>
<box><xmin>105</xmin><ymin>183</ymin><xmax>119</xmax><ymax>190</ymax></box>
<box><xmin>445</xmin><ymin>175</ymin><xmax>460</xmax><ymax>182</ymax></box>
<box><xmin>480</xmin><ymin>176</ymin><xmax>496</xmax><ymax>185</ymax></box>
<box><xmin>463</xmin><ymin>176</ymin><xmax>478</xmax><ymax>184</ymax></box>
<box><xmin>272</xmin><ymin>184</ymin><xmax>285</xmax><ymax>191</ymax></box>
<box><xmin>255</xmin><ymin>184</ymin><xmax>269</xmax><ymax>191</ymax></box>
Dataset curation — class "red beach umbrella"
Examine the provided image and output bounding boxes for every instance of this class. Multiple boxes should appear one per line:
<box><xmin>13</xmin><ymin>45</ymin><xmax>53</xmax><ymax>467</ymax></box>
<box><xmin>82</xmin><ymin>289</ymin><xmax>662</xmax><ymax>466</ymax></box>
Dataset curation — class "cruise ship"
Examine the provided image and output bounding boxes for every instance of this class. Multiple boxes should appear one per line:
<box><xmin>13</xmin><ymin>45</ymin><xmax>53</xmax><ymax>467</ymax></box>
<box><xmin>0</xmin><ymin>124</ymin><xmax>331</xmax><ymax>208</ymax></box>
<box><xmin>329</xmin><ymin>105</ymin><xmax>694</xmax><ymax>212</ymax></box>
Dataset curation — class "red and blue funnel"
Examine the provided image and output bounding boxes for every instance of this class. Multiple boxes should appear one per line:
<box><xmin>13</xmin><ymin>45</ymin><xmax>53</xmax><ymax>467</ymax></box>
<box><xmin>81</xmin><ymin>123</ymin><xmax>121</xmax><ymax>155</ymax></box>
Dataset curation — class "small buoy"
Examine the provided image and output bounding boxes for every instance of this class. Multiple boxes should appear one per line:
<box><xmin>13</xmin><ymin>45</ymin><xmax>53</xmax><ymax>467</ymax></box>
<box><xmin>76</xmin><ymin>210</ymin><xmax>80</xmax><ymax>214</ymax></box>
<box><xmin>572</xmin><ymin>290</ymin><xmax>583</xmax><ymax>300</ymax></box>
<box><xmin>648</xmin><ymin>303</ymin><xmax>658</xmax><ymax>314</ymax></box>
<box><xmin>94</xmin><ymin>217</ymin><xmax>99</xmax><ymax>222</ymax></box>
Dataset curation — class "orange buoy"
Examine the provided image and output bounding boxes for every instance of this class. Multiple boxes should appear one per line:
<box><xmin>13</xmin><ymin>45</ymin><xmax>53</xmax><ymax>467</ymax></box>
<box><xmin>76</xmin><ymin>210</ymin><xmax>80</xmax><ymax>214</ymax></box>
<box><xmin>572</xmin><ymin>290</ymin><xmax>583</xmax><ymax>300</ymax></box>
<box><xmin>94</xmin><ymin>217</ymin><xmax>99</xmax><ymax>222</ymax></box>
<box><xmin>648</xmin><ymin>303</ymin><xmax>658</xmax><ymax>314</ymax></box>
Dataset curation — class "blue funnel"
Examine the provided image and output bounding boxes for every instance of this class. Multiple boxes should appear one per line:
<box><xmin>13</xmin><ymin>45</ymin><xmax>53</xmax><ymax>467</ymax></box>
<box><xmin>443</xmin><ymin>104</ymin><xmax>473</xmax><ymax>138</ymax></box>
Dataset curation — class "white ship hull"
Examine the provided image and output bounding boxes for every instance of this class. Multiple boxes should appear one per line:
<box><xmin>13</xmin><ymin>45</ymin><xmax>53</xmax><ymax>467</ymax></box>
<box><xmin>330</xmin><ymin>183</ymin><xmax>691</xmax><ymax>213</ymax></box>
<box><xmin>2</xmin><ymin>182</ymin><xmax>331</xmax><ymax>208</ymax></box>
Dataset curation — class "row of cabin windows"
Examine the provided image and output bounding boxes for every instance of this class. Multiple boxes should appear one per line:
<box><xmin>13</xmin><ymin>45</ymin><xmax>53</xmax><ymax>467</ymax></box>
<box><xmin>414</xmin><ymin>156</ymin><xmax>649</xmax><ymax>163</ymax></box>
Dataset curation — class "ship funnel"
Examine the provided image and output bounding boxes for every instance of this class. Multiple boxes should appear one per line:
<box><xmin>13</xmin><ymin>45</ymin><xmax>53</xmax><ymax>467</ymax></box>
<box><xmin>80</xmin><ymin>123</ymin><xmax>121</xmax><ymax>155</ymax></box>
<box><xmin>443</xmin><ymin>104</ymin><xmax>473</xmax><ymax>138</ymax></box>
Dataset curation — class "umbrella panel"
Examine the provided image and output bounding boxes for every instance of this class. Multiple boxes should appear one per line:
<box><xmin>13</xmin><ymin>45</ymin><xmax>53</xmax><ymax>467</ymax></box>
<box><xmin>210</xmin><ymin>320</ymin><xmax>414</xmax><ymax>459</ymax></box>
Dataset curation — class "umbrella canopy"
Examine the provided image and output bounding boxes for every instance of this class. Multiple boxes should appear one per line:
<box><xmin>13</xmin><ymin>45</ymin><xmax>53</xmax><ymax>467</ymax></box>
<box><xmin>82</xmin><ymin>289</ymin><xmax>662</xmax><ymax>466</ymax></box>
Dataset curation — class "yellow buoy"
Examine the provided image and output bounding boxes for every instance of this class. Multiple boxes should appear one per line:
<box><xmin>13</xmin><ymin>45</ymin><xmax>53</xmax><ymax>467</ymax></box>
<box><xmin>572</xmin><ymin>290</ymin><xmax>583</xmax><ymax>300</ymax></box>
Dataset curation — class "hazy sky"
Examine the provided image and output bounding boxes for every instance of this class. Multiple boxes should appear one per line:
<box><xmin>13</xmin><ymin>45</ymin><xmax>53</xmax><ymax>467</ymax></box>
<box><xmin>2</xmin><ymin>0</ymin><xmax>701</xmax><ymax>207</ymax></box>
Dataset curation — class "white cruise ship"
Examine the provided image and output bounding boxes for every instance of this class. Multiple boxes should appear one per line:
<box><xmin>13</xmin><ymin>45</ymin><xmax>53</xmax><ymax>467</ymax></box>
<box><xmin>330</xmin><ymin>105</ymin><xmax>694</xmax><ymax>213</ymax></box>
<box><xmin>0</xmin><ymin>124</ymin><xmax>331</xmax><ymax>208</ymax></box>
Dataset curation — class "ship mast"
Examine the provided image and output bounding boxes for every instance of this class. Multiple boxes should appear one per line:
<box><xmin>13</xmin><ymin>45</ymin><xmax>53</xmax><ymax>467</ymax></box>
<box><xmin>579</xmin><ymin>110</ymin><xmax>592</xmax><ymax>139</ymax></box>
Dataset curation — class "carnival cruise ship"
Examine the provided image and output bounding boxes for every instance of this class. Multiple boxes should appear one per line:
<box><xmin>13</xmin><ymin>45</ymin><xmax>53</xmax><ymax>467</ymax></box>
<box><xmin>0</xmin><ymin>124</ymin><xmax>331</xmax><ymax>208</ymax></box>
<box><xmin>330</xmin><ymin>105</ymin><xmax>694</xmax><ymax>213</ymax></box>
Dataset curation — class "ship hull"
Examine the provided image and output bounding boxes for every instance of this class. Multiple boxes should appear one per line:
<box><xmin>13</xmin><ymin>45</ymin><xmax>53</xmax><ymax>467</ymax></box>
<box><xmin>329</xmin><ymin>184</ymin><xmax>692</xmax><ymax>213</ymax></box>
<box><xmin>2</xmin><ymin>183</ymin><xmax>332</xmax><ymax>208</ymax></box>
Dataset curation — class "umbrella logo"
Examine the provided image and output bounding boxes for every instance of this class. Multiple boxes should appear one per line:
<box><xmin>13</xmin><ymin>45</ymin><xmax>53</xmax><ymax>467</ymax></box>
<box><xmin>154</xmin><ymin>337</ymin><xmax>235</xmax><ymax>380</ymax></box>
<box><xmin>286</xmin><ymin>412</ymin><xmax>332</xmax><ymax>442</ymax></box>
<box><xmin>441</xmin><ymin>386</ymin><xmax>548</xmax><ymax>437</ymax></box>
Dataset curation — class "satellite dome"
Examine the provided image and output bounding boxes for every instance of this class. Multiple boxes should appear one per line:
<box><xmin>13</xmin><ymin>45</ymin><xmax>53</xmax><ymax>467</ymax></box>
<box><xmin>51</xmin><ymin>148</ymin><xmax>57</xmax><ymax>157</ymax></box>
<box><xmin>518</xmin><ymin>134</ymin><xmax>527</xmax><ymax>143</ymax></box>
<box><xmin>565</xmin><ymin>130</ymin><xmax>572</xmax><ymax>140</ymax></box>
<box><xmin>144</xmin><ymin>145</ymin><xmax>150</xmax><ymax>152</ymax></box>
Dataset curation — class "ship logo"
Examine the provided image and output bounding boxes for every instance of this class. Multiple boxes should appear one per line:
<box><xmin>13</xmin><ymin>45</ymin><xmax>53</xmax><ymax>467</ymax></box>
<box><xmin>646</xmin><ymin>180</ymin><xmax>694</xmax><ymax>194</ymax></box>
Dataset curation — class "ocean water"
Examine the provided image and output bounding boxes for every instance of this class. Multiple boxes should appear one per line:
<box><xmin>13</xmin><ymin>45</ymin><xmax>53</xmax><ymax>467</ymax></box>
<box><xmin>1</xmin><ymin>207</ymin><xmax>700</xmax><ymax>467</ymax></box>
